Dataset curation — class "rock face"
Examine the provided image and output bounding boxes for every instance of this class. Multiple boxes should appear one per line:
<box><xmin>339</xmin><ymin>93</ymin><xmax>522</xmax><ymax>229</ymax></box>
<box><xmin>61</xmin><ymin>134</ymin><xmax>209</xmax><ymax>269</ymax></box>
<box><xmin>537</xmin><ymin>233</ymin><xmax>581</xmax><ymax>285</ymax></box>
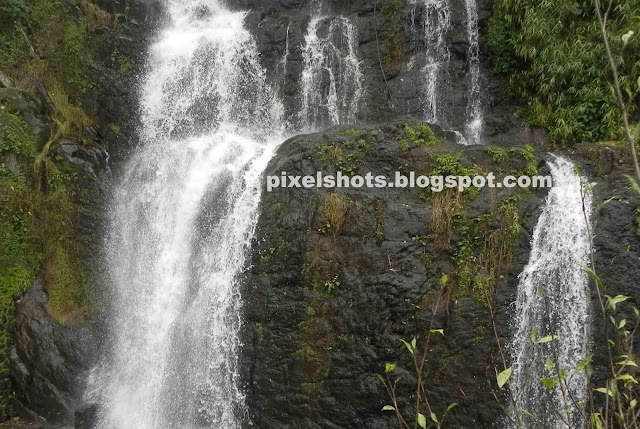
<box><xmin>242</xmin><ymin>126</ymin><xmax>640</xmax><ymax>427</ymax></box>
<box><xmin>10</xmin><ymin>281</ymin><xmax>96</xmax><ymax>426</ymax></box>
<box><xmin>232</xmin><ymin>0</ymin><xmax>537</xmax><ymax>146</ymax></box>
<box><xmin>240</xmin><ymin>121</ymin><xmax>549</xmax><ymax>428</ymax></box>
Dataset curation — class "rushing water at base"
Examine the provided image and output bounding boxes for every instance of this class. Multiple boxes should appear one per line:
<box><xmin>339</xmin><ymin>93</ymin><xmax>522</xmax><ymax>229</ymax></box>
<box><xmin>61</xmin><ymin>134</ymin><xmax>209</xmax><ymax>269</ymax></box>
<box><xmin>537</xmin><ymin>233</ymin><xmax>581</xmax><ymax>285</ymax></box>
<box><xmin>301</xmin><ymin>13</ymin><xmax>364</xmax><ymax>130</ymax></box>
<box><xmin>89</xmin><ymin>1</ymin><xmax>283</xmax><ymax>427</ymax></box>
<box><xmin>508</xmin><ymin>155</ymin><xmax>592</xmax><ymax>429</ymax></box>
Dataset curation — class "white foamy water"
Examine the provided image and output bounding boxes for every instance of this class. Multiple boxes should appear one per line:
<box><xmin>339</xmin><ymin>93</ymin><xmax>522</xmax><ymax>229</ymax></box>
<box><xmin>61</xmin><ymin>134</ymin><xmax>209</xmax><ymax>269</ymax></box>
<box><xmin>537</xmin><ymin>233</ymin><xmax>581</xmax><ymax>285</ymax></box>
<box><xmin>88</xmin><ymin>1</ymin><xmax>284</xmax><ymax>427</ymax></box>
<box><xmin>508</xmin><ymin>155</ymin><xmax>592</xmax><ymax>428</ymax></box>
<box><xmin>300</xmin><ymin>12</ymin><xmax>364</xmax><ymax>130</ymax></box>
<box><xmin>409</xmin><ymin>0</ymin><xmax>451</xmax><ymax>124</ymax></box>
<box><xmin>463</xmin><ymin>0</ymin><xmax>483</xmax><ymax>145</ymax></box>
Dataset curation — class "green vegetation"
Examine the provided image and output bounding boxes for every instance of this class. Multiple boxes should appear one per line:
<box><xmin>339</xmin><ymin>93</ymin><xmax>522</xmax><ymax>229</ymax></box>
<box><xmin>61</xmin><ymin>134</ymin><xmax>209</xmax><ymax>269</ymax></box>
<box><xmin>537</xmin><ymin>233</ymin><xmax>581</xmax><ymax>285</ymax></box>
<box><xmin>484</xmin><ymin>146</ymin><xmax>507</xmax><ymax>164</ymax></box>
<box><xmin>0</xmin><ymin>0</ymin><xmax>116</xmax><ymax>332</ymax></box>
<box><xmin>452</xmin><ymin>201</ymin><xmax>521</xmax><ymax>304</ymax></box>
<box><xmin>399</xmin><ymin>123</ymin><xmax>443</xmax><ymax>152</ymax></box>
<box><xmin>339</xmin><ymin>128</ymin><xmax>366</xmax><ymax>136</ymax></box>
<box><xmin>317</xmin><ymin>136</ymin><xmax>369</xmax><ymax>176</ymax></box>
<box><xmin>320</xmin><ymin>193</ymin><xmax>348</xmax><ymax>238</ymax></box>
<box><xmin>378</xmin><ymin>0</ymin><xmax>406</xmax><ymax>66</ymax></box>
<box><xmin>488</xmin><ymin>0</ymin><xmax>640</xmax><ymax>144</ymax></box>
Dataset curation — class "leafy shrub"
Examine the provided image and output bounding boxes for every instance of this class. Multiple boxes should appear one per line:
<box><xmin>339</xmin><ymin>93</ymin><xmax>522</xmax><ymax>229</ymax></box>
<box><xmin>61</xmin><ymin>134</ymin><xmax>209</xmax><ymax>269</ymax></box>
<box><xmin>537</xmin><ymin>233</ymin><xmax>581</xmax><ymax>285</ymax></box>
<box><xmin>488</xmin><ymin>0</ymin><xmax>640</xmax><ymax>145</ymax></box>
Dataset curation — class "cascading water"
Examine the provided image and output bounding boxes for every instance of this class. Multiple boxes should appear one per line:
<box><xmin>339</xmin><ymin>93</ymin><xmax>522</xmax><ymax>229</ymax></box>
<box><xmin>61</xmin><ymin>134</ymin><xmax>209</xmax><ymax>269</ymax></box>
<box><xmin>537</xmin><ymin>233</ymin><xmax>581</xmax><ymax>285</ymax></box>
<box><xmin>508</xmin><ymin>155</ymin><xmax>592</xmax><ymax>428</ymax></box>
<box><xmin>89</xmin><ymin>1</ymin><xmax>284</xmax><ymax>427</ymax></box>
<box><xmin>300</xmin><ymin>12</ymin><xmax>364</xmax><ymax>130</ymax></box>
<box><xmin>409</xmin><ymin>0</ymin><xmax>451</xmax><ymax>124</ymax></box>
<box><xmin>278</xmin><ymin>23</ymin><xmax>290</xmax><ymax>78</ymax></box>
<box><xmin>463</xmin><ymin>0</ymin><xmax>483</xmax><ymax>145</ymax></box>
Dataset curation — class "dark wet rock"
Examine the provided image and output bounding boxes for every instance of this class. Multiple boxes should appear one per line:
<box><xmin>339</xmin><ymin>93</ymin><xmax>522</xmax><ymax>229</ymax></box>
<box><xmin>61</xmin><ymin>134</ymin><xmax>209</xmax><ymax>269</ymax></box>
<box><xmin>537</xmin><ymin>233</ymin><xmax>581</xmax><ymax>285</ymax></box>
<box><xmin>241</xmin><ymin>122</ymin><xmax>640</xmax><ymax>427</ymax></box>
<box><xmin>74</xmin><ymin>402</ymin><xmax>100</xmax><ymax>429</ymax></box>
<box><xmin>235</xmin><ymin>0</ymin><xmax>539</xmax><ymax>145</ymax></box>
<box><xmin>0</xmin><ymin>72</ymin><xmax>14</xmax><ymax>89</ymax></box>
<box><xmin>54</xmin><ymin>139</ymin><xmax>112</xmax><ymax>185</ymax></box>
<box><xmin>240</xmin><ymin>121</ymin><xmax>548</xmax><ymax>428</ymax></box>
<box><xmin>10</xmin><ymin>281</ymin><xmax>96</xmax><ymax>426</ymax></box>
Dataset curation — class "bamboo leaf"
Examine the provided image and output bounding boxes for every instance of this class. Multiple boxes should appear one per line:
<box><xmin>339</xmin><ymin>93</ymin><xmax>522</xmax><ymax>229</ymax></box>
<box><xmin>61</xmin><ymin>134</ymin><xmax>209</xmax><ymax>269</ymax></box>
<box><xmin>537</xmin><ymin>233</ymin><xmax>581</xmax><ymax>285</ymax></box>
<box><xmin>541</xmin><ymin>378</ymin><xmax>557</xmax><ymax>390</ymax></box>
<box><xmin>417</xmin><ymin>413</ymin><xmax>427</xmax><ymax>428</ymax></box>
<box><xmin>497</xmin><ymin>367</ymin><xmax>512</xmax><ymax>389</ymax></box>
<box><xmin>400</xmin><ymin>339</ymin><xmax>414</xmax><ymax>355</ymax></box>
<box><xmin>594</xmin><ymin>387</ymin><xmax>614</xmax><ymax>398</ymax></box>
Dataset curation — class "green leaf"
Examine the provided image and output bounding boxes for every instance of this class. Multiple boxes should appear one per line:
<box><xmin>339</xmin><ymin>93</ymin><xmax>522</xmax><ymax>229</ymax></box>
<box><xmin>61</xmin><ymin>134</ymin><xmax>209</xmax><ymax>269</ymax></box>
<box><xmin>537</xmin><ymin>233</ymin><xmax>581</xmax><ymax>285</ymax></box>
<box><xmin>616</xmin><ymin>358</ymin><xmax>638</xmax><ymax>368</ymax></box>
<box><xmin>446</xmin><ymin>403</ymin><xmax>458</xmax><ymax>412</ymax></box>
<box><xmin>591</xmin><ymin>412</ymin><xmax>604</xmax><ymax>429</ymax></box>
<box><xmin>411</xmin><ymin>338</ymin><xmax>417</xmax><ymax>350</ymax></box>
<box><xmin>619</xmin><ymin>319</ymin><xmax>626</xmax><ymax>329</ymax></box>
<box><xmin>400</xmin><ymin>339</ymin><xmax>415</xmax><ymax>355</ymax></box>
<box><xmin>581</xmin><ymin>265</ymin><xmax>604</xmax><ymax>290</ymax></box>
<box><xmin>625</xmin><ymin>175</ymin><xmax>640</xmax><ymax>196</ymax></box>
<box><xmin>385</xmin><ymin>363</ymin><xmax>396</xmax><ymax>373</ymax></box>
<box><xmin>622</xmin><ymin>30</ymin><xmax>635</xmax><ymax>45</ymax></box>
<box><xmin>574</xmin><ymin>163</ymin><xmax>583</xmax><ymax>177</ymax></box>
<box><xmin>430</xmin><ymin>412</ymin><xmax>438</xmax><ymax>423</ymax></box>
<box><xmin>545</xmin><ymin>357</ymin><xmax>555</xmax><ymax>371</ymax></box>
<box><xmin>529</xmin><ymin>328</ymin><xmax>539</xmax><ymax>344</ymax></box>
<box><xmin>597</xmin><ymin>196</ymin><xmax>619</xmax><ymax>212</ymax></box>
<box><xmin>574</xmin><ymin>356</ymin><xmax>592</xmax><ymax>374</ymax></box>
<box><xmin>606</xmin><ymin>295</ymin><xmax>630</xmax><ymax>312</ymax></box>
<box><xmin>520</xmin><ymin>409</ymin><xmax>533</xmax><ymax>418</ymax></box>
<box><xmin>497</xmin><ymin>367</ymin><xmax>512</xmax><ymax>389</ymax></box>
<box><xmin>536</xmin><ymin>335</ymin><xmax>558</xmax><ymax>344</ymax></box>
<box><xmin>631</xmin><ymin>399</ymin><xmax>637</xmax><ymax>409</ymax></box>
<box><xmin>430</xmin><ymin>329</ymin><xmax>444</xmax><ymax>336</ymax></box>
<box><xmin>541</xmin><ymin>378</ymin><xmax>557</xmax><ymax>390</ymax></box>
<box><xmin>594</xmin><ymin>387</ymin><xmax>614</xmax><ymax>398</ymax></box>
<box><xmin>382</xmin><ymin>405</ymin><xmax>396</xmax><ymax>411</ymax></box>
<box><xmin>417</xmin><ymin>413</ymin><xmax>427</xmax><ymax>428</ymax></box>
<box><xmin>440</xmin><ymin>274</ymin><xmax>448</xmax><ymax>286</ymax></box>
<box><xmin>614</xmin><ymin>374</ymin><xmax>638</xmax><ymax>384</ymax></box>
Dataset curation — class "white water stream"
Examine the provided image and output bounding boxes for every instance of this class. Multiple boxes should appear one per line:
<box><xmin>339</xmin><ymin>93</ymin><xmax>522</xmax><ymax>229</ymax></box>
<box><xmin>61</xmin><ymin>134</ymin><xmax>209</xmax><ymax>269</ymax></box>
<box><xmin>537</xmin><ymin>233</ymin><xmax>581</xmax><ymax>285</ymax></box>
<box><xmin>300</xmin><ymin>7</ymin><xmax>364</xmax><ymax>130</ymax></box>
<box><xmin>90</xmin><ymin>1</ymin><xmax>284</xmax><ymax>427</ymax></box>
<box><xmin>508</xmin><ymin>155</ymin><xmax>592</xmax><ymax>428</ymax></box>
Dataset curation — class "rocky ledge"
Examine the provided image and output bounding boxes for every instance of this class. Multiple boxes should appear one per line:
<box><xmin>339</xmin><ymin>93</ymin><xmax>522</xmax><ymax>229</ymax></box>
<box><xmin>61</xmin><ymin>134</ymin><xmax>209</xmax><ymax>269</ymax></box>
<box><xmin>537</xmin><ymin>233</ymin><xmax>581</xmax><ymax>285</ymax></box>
<box><xmin>240</xmin><ymin>120</ymin><xmax>640</xmax><ymax>428</ymax></box>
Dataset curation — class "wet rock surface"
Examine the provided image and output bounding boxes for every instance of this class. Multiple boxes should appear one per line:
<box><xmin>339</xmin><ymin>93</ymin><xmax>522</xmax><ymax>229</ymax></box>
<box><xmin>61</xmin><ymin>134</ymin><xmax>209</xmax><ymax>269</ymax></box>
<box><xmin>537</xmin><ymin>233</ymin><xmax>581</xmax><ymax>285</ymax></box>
<box><xmin>240</xmin><ymin>121</ymin><xmax>548</xmax><ymax>428</ymax></box>
<box><xmin>233</xmin><ymin>0</ymin><xmax>537</xmax><ymax>146</ymax></box>
<box><xmin>242</xmin><ymin>129</ymin><xmax>640</xmax><ymax>427</ymax></box>
<box><xmin>11</xmin><ymin>281</ymin><xmax>95</xmax><ymax>426</ymax></box>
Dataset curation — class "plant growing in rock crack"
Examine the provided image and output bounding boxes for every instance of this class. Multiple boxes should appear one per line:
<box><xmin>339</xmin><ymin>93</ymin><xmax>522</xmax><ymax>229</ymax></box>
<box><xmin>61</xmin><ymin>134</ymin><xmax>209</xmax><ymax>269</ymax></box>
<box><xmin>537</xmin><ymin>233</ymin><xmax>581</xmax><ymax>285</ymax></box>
<box><xmin>321</xmin><ymin>193</ymin><xmax>348</xmax><ymax>239</ymax></box>
<box><xmin>380</xmin><ymin>274</ymin><xmax>458</xmax><ymax>428</ymax></box>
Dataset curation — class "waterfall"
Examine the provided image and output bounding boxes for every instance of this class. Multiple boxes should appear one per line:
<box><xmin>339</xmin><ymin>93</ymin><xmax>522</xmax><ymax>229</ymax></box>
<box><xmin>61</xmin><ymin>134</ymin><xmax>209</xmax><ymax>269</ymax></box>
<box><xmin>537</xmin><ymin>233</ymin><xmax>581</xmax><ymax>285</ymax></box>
<box><xmin>278</xmin><ymin>24</ymin><xmax>290</xmax><ymax>78</ymax></box>
<box><xmin>508</xmin><ymin>155</ymin><xmax>592</xmax><ymax>428</ymax></box>
<box><xmin>463</xmin><ymin>0</ymin><xmax>483</xmax><ymax>144</ymax></box>
<box><xmin>90</xmin><ymin>1</ymin><xmax>284</xmax><ymax>427</ymax></box>
<box><xmin>409</xmin><ymin>0</ymin><xmax>451</xmax><ymax>124</ymax></box>
<box><xmin>300</xmin><ymin>13</ymin><xmax>364</xmax><ymax>130</ymax></box>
